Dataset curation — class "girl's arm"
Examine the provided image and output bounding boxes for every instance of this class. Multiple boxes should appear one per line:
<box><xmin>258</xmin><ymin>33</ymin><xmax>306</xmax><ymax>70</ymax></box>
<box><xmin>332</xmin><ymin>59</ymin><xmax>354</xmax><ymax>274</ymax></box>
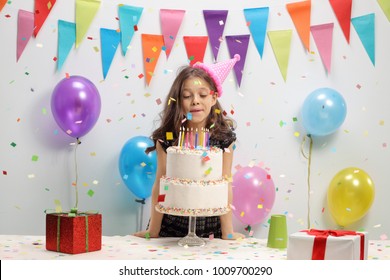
<box><xmin>220</xmin><ymin>143</ymin><xmax>245</xmax><ymax>240</ymax></box>
<box><xmin>133</xmin><ymin>141</ymin><xmax>166</xmax><ymax>238</ymax></box>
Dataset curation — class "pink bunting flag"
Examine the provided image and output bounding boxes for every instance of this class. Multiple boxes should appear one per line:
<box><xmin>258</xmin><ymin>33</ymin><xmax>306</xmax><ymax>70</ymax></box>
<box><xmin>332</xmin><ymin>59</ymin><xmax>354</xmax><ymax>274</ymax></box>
<box><xmin>203</xmin><ymin>10</ymin><xmax>228</xmax><ymax>61</ymax></box>
<box><xmin>329</xmin><ymin>0</ymin><xmax>352</xmax><ymax>43</ymax></box>
<box><xmin>34</xmin><ymin>0</ymin><xmax>56</xmax><ymax>37</ymax></box>
<box><xmin>160</xmin><ymin>9</ymin><xmax>185</xmax><ymax>59</ymax></box>
<box><xmin>225</xmin><ymin>34</ymin><xmax>250</xmax><ymax>87</ymax></box>
<box><xmin>183</xmin><ymin>36</ymin><xmax>208</xmax><ymax>66</ymax></box>
<box><xmin>311</xmin><ymin>23</ymin><xmax>334</xmax><ymax>73</ymax></box>
<box><xmin>17</xmin><ymin>10</ymin><xmax>34</xmax><ymax>62</ymax></box>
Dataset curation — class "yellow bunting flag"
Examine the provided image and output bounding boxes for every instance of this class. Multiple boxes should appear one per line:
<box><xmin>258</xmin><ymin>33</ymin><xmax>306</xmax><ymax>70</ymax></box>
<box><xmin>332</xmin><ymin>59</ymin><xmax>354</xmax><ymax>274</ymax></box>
<box><xmin>75</xmin><ymin>0</ymin><xmax>101</xmax><ymax>48</ymax></box>
<box><xmin>267</xmin><ymin>30</ymin><xmax>292</xmax><ymax>82</ymax></box>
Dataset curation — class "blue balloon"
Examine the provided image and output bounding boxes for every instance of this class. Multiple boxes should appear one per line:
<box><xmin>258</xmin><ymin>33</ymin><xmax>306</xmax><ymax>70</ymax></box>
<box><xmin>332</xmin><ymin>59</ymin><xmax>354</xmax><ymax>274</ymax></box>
<box><xmin>119</xmin><ymin>136</ymin><xmax>157</xmax><ymax>199</ymax></box>
<box><xmin>301</xmin><ymin>88</ymin><xmax>347</xmax><ymax>136</ymax></box>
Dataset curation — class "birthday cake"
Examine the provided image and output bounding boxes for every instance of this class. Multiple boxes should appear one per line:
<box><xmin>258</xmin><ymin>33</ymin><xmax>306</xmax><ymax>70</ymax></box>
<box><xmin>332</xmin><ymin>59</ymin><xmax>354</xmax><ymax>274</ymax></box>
<box><xmin>156</xmin><ymin>146</ymin><xmax>230</xmax><ymax>216</ymax></box>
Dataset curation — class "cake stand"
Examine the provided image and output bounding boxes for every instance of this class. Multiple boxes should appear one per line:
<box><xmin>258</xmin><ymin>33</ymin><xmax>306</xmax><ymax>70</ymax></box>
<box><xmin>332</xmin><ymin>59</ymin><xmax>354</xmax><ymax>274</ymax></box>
<box><xmin>178</xmin><ymin>216</ymin><xmax>206</xmax><ymax>247</ymax></box>
<box><xmin>156</xmin><ymin>204</ymin><xmax>230</xmax><ymax>247</ymax></box>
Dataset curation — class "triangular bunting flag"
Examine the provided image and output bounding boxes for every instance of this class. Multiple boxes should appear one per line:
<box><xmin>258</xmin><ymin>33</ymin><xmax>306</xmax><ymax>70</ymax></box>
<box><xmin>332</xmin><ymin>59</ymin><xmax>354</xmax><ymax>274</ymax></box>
<box><xmin>286</xmin><ymin>0</ymin><xmax>311</xmax><ymax>51</ymax></box>
<box><xmin>203</xmin><ymin>10</ymin><xmax>228</xmax><ymax>61</ymax></box>
<box><xmin>243</xmin><ymin>7</ymin><xmax>269</xmax><ymax>59</ymax></box>
<box><xmin>17</xmin><ymin>10</ymin><xmax>34</xmax><ymax>62</ymax></box>
<box><xmin>377</xmin><ymin>0</ymin><xmax>390</xmax><ymax>22</ymax></box>
<box><xmin>311</xmin><ymin>23</ymin><xmax>334</xmax><ymax>73</ymax></box>
<box><xmin>160</xmin><ymin>9</ymin><xmax>185</xmax><ymax>59</ymax></box>
<box><xmin>75</xmin><ymin>0</ymin><xmax>101</xmax><ymax>48</ymax></box>
<box><xmin>100</xmin><ymin>28</ymin><xmax>121</xmax><ymax>79</ymax></box>
<box><xmin>329</xmin><ymin>0</ymin><xmax>352</xmax><ymax>43</ymax></box>
<box><xmin>141</xmin><ymin>34</ymin><xmax>164</xmax><ymax>86</ymax></box>
<box><xmin>57</xmin><ymin>20</ymin><xmax>76</xmax><ymax>71</ymax></box>
<box><xmin>1</xmin><ymin>0</ymin><xmax>8</xmax><ymax>12</ymax></box>
<box><xmin>183</xmin><ymin>36</ymin><xmax>208</xmax><ymax>66</ymax></box>
<box><xmin>352</xmin><ymin>13</ymin><xmax>375</xmax><ymax>66</ymax></box>
<box><xmin>118</xmin><ymin>5</ymin><xmax>143</xmax><ymax>56</ymax></box>
<box><xmin>267</xmin><ymin>30</ymin><xmax>293</xmax><ymax>82</ymax></box>
<box><xmin>34</xmin><ymin>0</ymin><xmax>56</xmax><ymax>37</ymax></box>
<box><xmin>225</xmin><ymin>34</ymin><xmax>250</xmax><ymax>87</ymax></box>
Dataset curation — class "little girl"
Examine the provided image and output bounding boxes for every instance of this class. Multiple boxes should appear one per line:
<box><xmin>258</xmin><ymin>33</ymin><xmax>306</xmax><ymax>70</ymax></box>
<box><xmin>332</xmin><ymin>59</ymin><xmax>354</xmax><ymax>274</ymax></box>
<box><xmin>134</xmin><ymin>55</ymin><xmax>244</xmax><ymax>240</ymax></box>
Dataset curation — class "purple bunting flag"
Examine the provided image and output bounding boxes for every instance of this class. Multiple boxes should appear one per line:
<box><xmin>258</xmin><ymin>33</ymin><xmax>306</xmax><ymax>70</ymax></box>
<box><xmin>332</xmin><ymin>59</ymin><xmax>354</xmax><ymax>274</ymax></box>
<box><xmin>203</xmin><ymin>10</ymin><xmax>228</xmax><ymax>61</ymax></box>
<box><xmin>226</xmin><ymin>34</ymin><xmax>250</xmax><ymax>87</ymax></box>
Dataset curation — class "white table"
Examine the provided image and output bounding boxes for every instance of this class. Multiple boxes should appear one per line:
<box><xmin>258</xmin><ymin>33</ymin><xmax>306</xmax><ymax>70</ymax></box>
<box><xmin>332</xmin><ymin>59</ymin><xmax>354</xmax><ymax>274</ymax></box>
<box><xmin>1</xmin><ymin>235</ymin><xmax>389</xmax><ymax>260</ymax></box>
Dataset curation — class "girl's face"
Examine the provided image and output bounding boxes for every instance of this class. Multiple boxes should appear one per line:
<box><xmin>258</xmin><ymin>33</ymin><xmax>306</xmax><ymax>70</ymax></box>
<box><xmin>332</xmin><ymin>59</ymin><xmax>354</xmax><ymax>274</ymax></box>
<box><xmin>181</xmin><ymin>76</ymin><xmax>217</xmax><ymax>127</ymax></box>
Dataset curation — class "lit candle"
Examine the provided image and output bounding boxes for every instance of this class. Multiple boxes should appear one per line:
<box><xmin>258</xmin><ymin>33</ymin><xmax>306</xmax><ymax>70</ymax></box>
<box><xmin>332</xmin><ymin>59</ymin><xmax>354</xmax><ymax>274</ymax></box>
<box><xmin>206</xmin><ymin>129</ymin><xmax>210</xmax><ymax>149</ymax></box>
<box><xmin>190</xmin><ymin>127</ymin><xmax>193</xmax><ymax>149</ymax></box>
<box><xmin>195</xmin><ymin>128</ymin><xmax>198</xmax><ymax>149</ymax></box>
<box><xmin>199</xmin><ymin>127</ymin><xmax>204</xmax><ymax>149</ymax></box>
<box><xmin>185</xmin><ymin>128</ymin><xmax>189</xmax><ymax>148</ymax></box>
<box><xmin>180</xmin><ymin>127</ymin><xmax>185</xmax><ymax>149</ymax></box>
<box><xmin>178</xmin><ymin>127</ymin><xmax>182</xmax><ymax>148</ymax></box>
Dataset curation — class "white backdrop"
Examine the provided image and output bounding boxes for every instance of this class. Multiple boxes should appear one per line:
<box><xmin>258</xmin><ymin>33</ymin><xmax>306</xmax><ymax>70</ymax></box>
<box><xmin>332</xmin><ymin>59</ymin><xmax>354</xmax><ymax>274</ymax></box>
<box><xmin>1</xmin><ymin>0</ymin><xmax>389</xmax><ymax>239</ymax></box>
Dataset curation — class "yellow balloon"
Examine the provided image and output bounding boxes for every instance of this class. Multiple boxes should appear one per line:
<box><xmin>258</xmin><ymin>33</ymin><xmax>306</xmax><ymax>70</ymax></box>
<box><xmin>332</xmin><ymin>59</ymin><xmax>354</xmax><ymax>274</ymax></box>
<box><xmin>327</xmin><ymin>167</ymin><xmax>375</xmax><ymax>227</ymax></box>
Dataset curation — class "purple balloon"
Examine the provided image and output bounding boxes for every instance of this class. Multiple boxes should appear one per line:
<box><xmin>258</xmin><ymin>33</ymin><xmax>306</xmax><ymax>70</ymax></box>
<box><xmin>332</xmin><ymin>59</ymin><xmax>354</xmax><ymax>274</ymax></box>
<box><xmin>232</xmin><ymin>166</ymin><xmax>276</xmax><ymax>225</ymax></box>
<box><xmin>51</xmin><ymin>76</ymin><xmax>101</xmax><ymax>138</ymax></box>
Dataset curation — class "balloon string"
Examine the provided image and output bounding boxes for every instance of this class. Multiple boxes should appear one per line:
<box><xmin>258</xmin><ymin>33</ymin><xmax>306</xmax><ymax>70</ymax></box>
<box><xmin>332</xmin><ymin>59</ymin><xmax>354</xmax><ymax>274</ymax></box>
<box><xmin>135</xmin><ymin>199</ymin><xmax>146</xmax><ymax>231</ymax></box>
<box><xmin>301</xmin><ymin>135</ymin><xmax>313</xmax><ymax>229</ymax></box>
<box><xmin>73</xmin><ymin>138</ymin><xmax>81</xmax><ymax>210</ymax></box>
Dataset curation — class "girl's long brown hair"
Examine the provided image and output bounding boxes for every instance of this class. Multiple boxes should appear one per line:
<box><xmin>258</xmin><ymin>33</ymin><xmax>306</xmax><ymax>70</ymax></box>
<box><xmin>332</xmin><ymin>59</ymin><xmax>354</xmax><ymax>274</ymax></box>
<box><xmin>146</xmin><ymin>65</ymin><xmax>236</xmax><ymax>154</ymax></box>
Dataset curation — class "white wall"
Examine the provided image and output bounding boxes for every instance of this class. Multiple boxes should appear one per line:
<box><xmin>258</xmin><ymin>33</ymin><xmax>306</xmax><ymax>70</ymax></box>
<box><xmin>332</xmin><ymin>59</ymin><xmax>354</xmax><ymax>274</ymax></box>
<box><xmin>1</xmin><ymin>0</ymin><xmax>389</xmax><ymax>239</ymax></box>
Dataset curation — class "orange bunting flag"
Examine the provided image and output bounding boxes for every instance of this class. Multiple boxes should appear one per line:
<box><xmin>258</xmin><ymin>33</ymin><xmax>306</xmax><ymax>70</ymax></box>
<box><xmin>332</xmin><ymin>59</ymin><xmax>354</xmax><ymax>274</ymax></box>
<box><xmin>329</xmin><ymin>0</ymin><xmax>352</xmax><ymax>43</ymax></box>
<box><xmin>183</xmin><ymin>36</ymin><xmax>208</xmax><ymax>66</ymax></box>
<box><xmin>286</xmin><ymin>0</ymin><xmax>311</xmax><ymax>51</ymax></box>
<box><xmin>34</xmin><ymin>0</ymin><xmax>57</xmax><ymax>37</ymax></box>
<box><xmin>141</xmin><ymin>34</ymin><xmax>164</xmax><ymax>86</ymax></box>
<box><xmin>0</xmin><ymin>0</ymin><xmax>7</xmax><ymax>12</ymax></box>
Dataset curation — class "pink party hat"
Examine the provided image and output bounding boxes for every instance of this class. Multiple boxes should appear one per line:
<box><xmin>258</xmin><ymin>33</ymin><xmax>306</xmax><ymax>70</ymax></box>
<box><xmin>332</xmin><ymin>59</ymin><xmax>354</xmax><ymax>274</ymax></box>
<box><xmin>193</xmin><ymin>54</ymin><xmax>240</xmax><ymax>97</ymax></box>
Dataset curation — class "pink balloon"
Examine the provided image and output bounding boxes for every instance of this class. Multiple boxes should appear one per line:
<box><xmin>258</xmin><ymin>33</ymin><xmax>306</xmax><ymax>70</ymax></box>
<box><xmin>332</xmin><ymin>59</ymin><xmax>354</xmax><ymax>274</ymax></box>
<box><xmin>232</xmin><ymin>166</ymin><xmax>276</xmax><ymax>225</ymax></box>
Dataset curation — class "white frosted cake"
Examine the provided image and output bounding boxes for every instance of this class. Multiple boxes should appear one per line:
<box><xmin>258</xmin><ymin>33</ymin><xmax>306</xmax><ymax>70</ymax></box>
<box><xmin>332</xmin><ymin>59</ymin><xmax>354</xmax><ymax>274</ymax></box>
<box><xmin>156</xmin><ymin>146</ymin><xmax>229</xmax><ymax>216</ymax></box>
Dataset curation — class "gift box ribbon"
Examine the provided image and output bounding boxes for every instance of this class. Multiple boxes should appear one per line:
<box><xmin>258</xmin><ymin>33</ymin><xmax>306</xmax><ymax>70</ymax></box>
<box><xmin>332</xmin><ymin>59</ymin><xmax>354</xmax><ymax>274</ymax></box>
<box><xmin>301</xmin><ymin>229</ymin><xmax>365</xmax><ymax>260</ymax></box>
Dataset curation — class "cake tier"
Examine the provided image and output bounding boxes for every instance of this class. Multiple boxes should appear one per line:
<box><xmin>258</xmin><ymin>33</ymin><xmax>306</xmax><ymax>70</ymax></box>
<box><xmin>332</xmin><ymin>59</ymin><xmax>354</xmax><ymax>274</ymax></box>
<box><xmin>166</xmin><ymin>146</ymin><xmax>223</xmax><ymax>181</ymax></box>
<box><xmin>157</xmin><ymin>176</ymin><xmax>229</xmax><ymax>217</ymax></box>
<box><xmin>155</xmin><ymin>204</ymin><xmax>230</xmax><ymax>217</ymax></box>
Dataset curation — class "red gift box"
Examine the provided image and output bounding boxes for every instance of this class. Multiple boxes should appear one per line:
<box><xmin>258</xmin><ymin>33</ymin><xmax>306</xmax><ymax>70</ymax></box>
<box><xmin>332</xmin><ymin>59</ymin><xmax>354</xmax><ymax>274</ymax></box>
<box><xmin>46</xmin><ymin>213</ymin><xmax>102</xmax><ymax>254</ymax></box>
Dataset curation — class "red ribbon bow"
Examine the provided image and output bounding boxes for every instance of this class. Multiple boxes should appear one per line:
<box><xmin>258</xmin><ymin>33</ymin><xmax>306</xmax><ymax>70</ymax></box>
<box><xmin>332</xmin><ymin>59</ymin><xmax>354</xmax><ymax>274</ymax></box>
<box><xmin>301</xmin><ymin>229</ymin><xmax>365</xmax><ymax>260</ymax></box>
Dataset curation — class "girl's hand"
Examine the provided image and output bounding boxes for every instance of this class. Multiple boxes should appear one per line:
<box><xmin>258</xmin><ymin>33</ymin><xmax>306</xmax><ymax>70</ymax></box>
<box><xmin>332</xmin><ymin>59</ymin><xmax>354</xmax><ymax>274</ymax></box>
<box><xmin>133</xmin><ymin>230</ymin><xmax>159</xmax><ymax>239</ymax></box>
<box><xmin>222</xmin><ymin>232</ymin><xmax>245</xmax><ymax>240</ymax></box>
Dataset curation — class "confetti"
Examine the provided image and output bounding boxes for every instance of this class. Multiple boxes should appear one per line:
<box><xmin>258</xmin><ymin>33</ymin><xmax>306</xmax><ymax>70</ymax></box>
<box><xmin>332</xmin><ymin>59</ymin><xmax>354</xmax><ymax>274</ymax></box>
<box><xmin>155</xmin><ymin>98</ymin><xmax>162</xmax><ymax>105</ymax></box>
<box><xmin>186</xmin><ymin>112</ymin><xmax>192</xmax><ymax>120</ymax></box>
<box><xmin>87</xmin><ymin>189</ymin><xmax>95</xmax><ymax>197</ymax></box>
<box><xmin>166</xmin><ymin>132</ymin><xmax>173</xmax><ymax>140</ymax></box>
<box><xmin>240</xmin><ymin>211</ymin><xmax>245</xmax><ymax>217</ymax></box>
<box><xmin>2</xmin><ymin>171</ymin><xmax>8</xmax><ymax>175</ymax></box>
<box><xmin>31</xmin><ymin>155</ymin><xmax>39</xmax><ymax>162</ymax></box>
<box><xmin>10</xmin><ymin>142</ymin><xmax>17</xmax><ymax>147</ymax></box>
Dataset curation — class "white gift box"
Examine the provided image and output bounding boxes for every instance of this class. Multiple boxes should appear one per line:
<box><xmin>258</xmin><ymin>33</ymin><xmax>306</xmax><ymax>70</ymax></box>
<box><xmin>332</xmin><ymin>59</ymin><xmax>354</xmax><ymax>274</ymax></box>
<box><xmin>287</xmin><ymin>230</ymin><xmax>368</xmax><ymax>260</ymax></box>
